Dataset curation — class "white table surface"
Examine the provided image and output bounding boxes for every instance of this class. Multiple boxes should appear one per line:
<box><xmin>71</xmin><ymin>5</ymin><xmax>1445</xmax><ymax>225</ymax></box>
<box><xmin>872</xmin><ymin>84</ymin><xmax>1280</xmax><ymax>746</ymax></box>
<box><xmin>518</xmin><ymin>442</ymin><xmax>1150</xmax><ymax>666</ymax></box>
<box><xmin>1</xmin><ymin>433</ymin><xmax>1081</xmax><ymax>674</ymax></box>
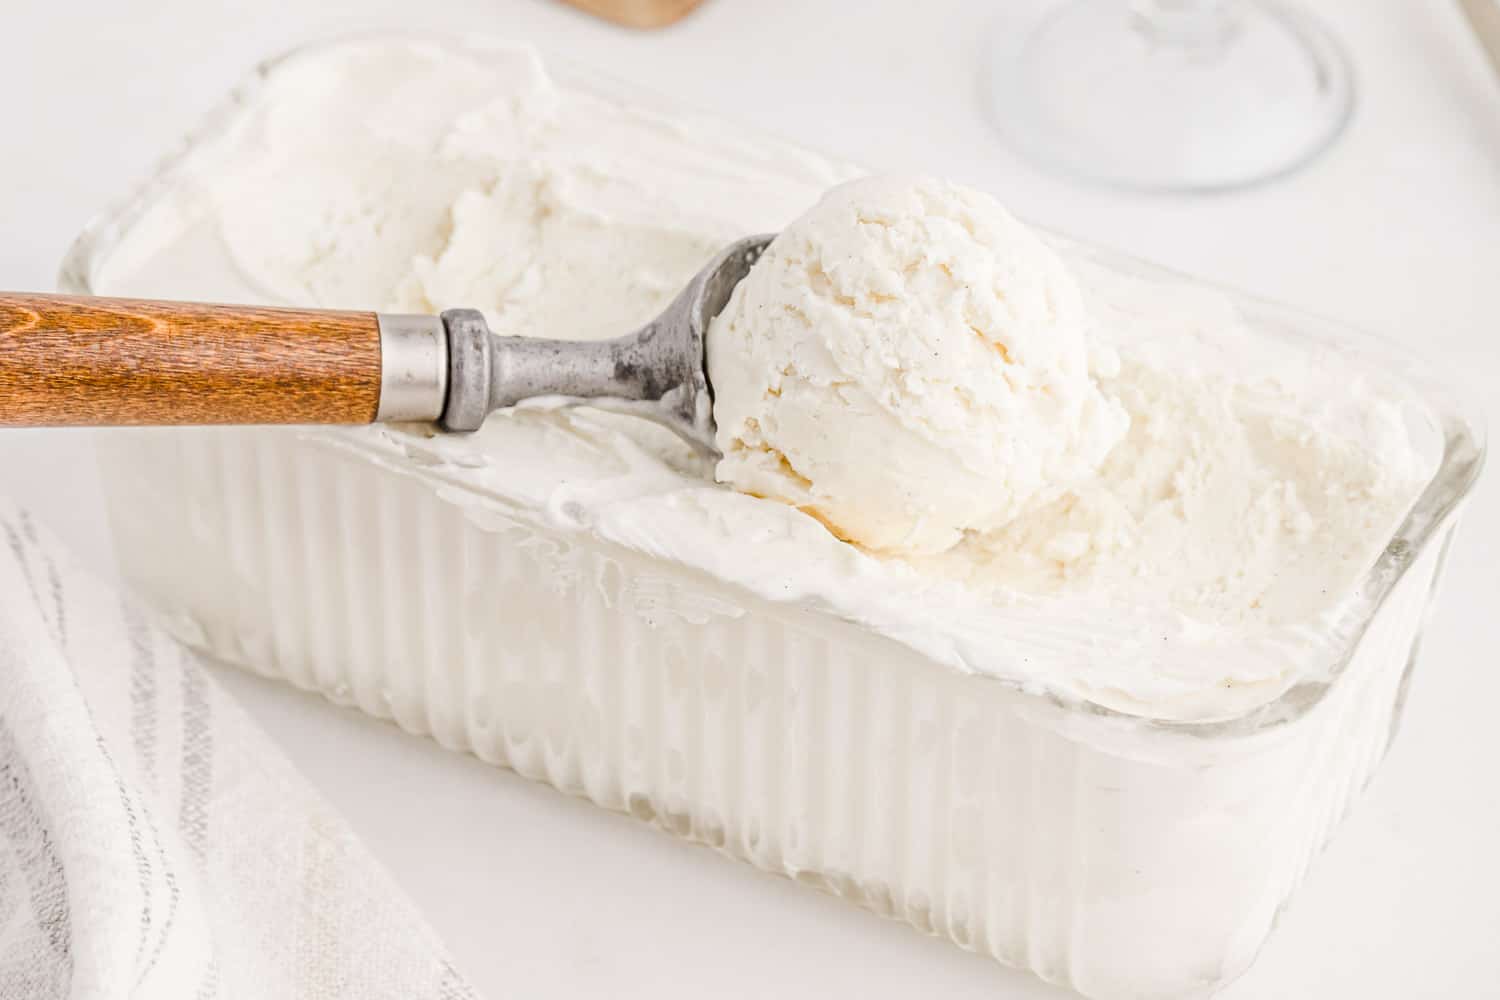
<box><xmin>3</xmin><ymin>0</ymin><xmax>1498</xmax><ymax>996</ymax></box>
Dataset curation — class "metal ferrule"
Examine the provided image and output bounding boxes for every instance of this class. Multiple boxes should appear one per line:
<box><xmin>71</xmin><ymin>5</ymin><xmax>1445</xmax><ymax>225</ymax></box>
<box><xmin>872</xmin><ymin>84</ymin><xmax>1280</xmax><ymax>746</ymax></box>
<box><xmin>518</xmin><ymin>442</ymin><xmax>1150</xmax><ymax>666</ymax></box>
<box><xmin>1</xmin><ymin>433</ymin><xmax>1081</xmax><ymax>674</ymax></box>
<box><xmin>375</xmin><ymin>313</ymin><xmax>448</xmax><ymax>422</ymax></box>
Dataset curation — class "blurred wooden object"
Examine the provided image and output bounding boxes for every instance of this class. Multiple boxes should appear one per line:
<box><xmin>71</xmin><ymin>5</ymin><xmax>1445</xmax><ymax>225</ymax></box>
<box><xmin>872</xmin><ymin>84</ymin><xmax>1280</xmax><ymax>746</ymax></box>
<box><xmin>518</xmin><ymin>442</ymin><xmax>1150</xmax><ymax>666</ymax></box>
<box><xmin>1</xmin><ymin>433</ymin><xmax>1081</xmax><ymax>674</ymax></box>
<box><xmin>1460</xmin><ymin>0</ymin><xmax>1500</xmax><ymax>83</ymax></box>
<box><xmin>561</xmin><ymin>0</ymin><xmax>705</xmax><ymax>28</ymax></box>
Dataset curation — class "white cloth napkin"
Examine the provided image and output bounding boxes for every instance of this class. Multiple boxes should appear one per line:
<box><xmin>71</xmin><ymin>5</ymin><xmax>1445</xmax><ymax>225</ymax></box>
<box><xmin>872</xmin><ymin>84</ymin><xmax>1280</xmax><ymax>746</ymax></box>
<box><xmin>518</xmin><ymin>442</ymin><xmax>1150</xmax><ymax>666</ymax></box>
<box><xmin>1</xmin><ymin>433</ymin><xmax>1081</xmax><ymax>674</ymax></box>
<box><xmin>0</xmin><ymin>500</ymin><xmax>477</xmax><ymax>1000</ymax></box>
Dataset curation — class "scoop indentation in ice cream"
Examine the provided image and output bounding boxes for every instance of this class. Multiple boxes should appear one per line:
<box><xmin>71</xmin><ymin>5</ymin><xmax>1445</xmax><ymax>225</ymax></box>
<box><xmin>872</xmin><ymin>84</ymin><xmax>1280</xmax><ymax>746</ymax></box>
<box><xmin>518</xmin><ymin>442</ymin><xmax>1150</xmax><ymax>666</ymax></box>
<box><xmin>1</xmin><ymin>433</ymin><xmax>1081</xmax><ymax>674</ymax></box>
<box><xmin>706</xmin><ymin>176</ymin><xmax>1128</xmax><ymax>555</ymax></box>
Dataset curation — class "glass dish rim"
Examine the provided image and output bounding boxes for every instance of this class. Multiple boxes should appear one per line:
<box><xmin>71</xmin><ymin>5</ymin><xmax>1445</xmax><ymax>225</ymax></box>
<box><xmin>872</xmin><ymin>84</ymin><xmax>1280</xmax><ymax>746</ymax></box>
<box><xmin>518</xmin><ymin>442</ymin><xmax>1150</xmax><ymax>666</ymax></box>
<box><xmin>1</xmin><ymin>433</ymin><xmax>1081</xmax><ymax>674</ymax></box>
<box><xmin>57</xmin><ymin>31</ymin><xmax>1489</xmax><ymax>739</ymax></box>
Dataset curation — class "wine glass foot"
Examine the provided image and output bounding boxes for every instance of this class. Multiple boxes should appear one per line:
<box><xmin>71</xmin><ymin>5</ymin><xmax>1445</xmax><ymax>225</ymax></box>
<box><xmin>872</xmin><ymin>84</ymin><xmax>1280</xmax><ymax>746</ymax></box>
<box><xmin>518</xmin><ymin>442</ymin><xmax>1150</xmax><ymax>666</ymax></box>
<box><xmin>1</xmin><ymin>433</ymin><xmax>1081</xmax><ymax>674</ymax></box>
<box><xmin>987</xmin><ymin>0</ymin><xmax>1355</xmax><ymax>192</ymax></box>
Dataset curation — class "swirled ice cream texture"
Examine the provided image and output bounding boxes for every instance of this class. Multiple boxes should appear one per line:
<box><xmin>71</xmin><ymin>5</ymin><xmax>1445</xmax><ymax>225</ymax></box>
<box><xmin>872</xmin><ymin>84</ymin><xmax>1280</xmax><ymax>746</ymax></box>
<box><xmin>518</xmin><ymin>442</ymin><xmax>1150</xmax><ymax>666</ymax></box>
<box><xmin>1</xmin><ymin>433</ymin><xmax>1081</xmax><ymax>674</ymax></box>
<box><xmin>97</xmin><ymin>38</ymin><xmax>1437</xmax><ymax>720</ymax></box>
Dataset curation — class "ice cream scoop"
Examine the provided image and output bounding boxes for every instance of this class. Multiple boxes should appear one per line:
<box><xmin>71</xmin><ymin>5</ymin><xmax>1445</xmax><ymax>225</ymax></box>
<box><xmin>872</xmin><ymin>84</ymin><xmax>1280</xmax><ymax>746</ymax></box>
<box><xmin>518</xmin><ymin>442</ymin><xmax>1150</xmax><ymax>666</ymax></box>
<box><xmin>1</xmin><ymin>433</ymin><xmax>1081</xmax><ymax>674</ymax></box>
<box><xmin>0</xmin><ymin>235</ymin><xmax>770</xmax><ymax>453</ymax></box>
<box><xmin>707</xmin><ymin>176</ymin><xmax>1127</xmax><ymax>555</ymax></box>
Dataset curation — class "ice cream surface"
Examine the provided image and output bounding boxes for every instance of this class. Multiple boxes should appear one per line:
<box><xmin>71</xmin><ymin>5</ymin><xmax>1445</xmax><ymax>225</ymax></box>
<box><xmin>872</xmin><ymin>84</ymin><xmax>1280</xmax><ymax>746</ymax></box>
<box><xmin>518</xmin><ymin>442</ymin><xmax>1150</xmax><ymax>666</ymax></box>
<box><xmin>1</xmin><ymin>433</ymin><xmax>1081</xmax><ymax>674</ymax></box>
<box><xmin>708</xmin><ymin>175</ymin><xmax>1128</xmax><ymax>554</ymax></box>
<box><xmin>96</xmin><ymin>38</ymin><xmax>1438</xmax><ymax>721</ymax></box>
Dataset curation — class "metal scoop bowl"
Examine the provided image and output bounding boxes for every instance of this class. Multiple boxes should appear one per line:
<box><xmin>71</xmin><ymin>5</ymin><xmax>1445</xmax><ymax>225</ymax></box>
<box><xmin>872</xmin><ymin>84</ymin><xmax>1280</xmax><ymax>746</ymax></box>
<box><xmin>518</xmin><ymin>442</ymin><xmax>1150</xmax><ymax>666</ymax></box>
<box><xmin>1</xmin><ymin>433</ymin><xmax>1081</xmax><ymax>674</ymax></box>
<box><xmin>438</xmin><ymin>235</ymin><xmax>770</xmax><ymax>454</ymax></box>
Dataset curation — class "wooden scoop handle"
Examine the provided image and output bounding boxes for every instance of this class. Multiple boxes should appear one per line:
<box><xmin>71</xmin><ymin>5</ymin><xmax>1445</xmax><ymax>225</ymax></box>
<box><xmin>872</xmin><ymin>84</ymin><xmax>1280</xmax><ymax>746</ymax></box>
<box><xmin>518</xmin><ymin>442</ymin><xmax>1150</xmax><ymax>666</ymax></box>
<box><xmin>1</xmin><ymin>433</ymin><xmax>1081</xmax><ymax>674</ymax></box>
<box><xmin>0</xmin><ymin>293</ymin><xmax>382</xmax><ymax>426</ymax></box>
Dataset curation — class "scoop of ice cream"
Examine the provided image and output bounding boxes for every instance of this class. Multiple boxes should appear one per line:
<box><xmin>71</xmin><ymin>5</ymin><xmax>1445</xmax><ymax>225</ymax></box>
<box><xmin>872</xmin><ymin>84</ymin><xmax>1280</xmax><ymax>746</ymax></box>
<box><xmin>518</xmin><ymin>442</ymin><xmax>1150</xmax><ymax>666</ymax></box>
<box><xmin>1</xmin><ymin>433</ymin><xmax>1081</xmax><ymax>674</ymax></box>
<box><xmin>707</xmin><ymin>175</ymin><xmax>1128</xmax><ymax>555</ymax></box>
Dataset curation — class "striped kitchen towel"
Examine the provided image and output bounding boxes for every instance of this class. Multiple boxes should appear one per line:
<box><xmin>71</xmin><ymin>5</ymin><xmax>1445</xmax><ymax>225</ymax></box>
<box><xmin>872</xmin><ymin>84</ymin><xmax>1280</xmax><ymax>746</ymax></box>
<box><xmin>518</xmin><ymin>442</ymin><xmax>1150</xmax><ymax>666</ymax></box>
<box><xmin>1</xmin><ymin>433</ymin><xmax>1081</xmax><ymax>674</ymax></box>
<box><xmin>0</xmin><ymin>500</ymin><xmax>476</xmax><ymax>1000</ymax></box>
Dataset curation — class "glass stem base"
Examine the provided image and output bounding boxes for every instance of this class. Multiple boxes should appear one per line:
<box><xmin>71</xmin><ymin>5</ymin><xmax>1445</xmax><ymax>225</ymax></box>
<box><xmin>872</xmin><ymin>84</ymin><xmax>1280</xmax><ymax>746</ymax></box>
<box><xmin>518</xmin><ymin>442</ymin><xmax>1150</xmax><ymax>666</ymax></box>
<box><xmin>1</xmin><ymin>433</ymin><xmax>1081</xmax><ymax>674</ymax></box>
<box><xmin>988</xmin><ymin>0</ymin><xmax>1355</xmax><ymax>192</ymax></box>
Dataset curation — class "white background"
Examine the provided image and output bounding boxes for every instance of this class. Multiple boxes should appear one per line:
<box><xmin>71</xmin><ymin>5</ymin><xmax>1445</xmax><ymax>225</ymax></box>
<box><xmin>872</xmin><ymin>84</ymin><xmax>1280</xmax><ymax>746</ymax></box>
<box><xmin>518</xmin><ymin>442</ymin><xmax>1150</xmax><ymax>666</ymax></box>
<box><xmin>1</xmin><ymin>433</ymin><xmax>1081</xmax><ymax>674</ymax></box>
<box><xmin>2</xmin><ymin>0</ymin><xmax>1497</xmax><ymax>996</ymax></box>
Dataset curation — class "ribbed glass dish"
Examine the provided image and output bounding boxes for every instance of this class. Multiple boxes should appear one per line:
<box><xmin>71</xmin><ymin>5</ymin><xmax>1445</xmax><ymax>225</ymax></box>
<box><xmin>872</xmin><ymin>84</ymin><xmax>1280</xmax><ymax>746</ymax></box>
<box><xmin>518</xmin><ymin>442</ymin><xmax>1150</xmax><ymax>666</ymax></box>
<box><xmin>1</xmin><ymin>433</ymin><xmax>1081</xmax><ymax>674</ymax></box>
<box><xmin>61</xmin><ymin>36</ymin><xmax>1485</xmax><ymax>1000</ymax></box>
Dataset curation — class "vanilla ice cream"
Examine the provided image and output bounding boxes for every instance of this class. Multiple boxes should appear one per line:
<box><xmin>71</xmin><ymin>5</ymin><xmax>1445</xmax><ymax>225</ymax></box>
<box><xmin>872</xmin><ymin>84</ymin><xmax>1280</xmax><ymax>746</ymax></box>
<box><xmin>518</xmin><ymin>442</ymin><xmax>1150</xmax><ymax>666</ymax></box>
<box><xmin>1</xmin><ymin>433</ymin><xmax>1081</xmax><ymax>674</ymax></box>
<box><xmin>78</xmin><ymin>38</ymin><xmax>1476</xmax><ymax>999</ymax></box>
<box><xmin>708</xmin><ymin>176</ymin><xmax>1128</xmax><ymax>555</ymax></box>
<box><xmin>94</xmin><ymin>36</ymin><xmax>1435</xmax><ymax>718</ymax></box>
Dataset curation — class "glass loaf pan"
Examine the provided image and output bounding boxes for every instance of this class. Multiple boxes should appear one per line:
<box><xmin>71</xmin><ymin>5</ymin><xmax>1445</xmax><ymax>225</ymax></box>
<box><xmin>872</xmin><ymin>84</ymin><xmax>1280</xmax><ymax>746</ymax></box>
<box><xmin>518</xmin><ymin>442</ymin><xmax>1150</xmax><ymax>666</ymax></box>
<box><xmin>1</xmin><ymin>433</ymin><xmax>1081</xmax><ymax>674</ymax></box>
<box><xmin>62</xmin><ymin>36</ymin><xmax>1485</xmax><ymax>1000</ymax></box>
